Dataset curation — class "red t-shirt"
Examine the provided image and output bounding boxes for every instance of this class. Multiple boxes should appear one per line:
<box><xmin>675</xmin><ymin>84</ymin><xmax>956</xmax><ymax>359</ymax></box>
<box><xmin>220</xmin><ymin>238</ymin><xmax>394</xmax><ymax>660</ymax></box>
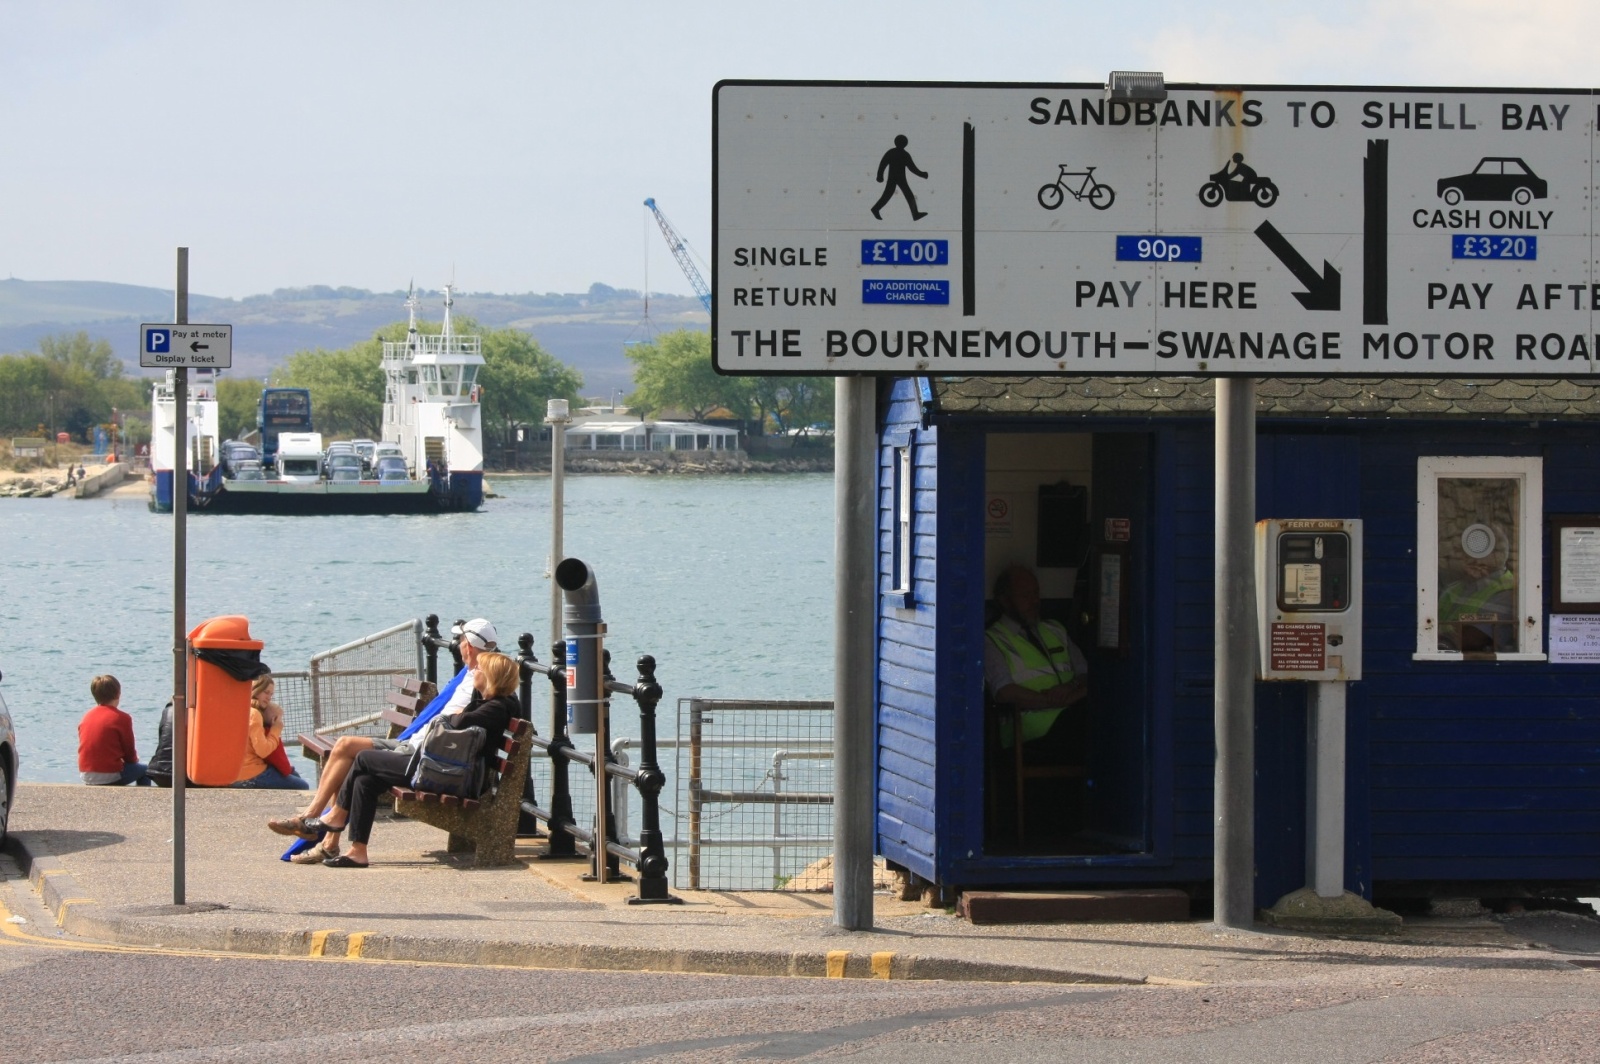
<box><xmin>78</xmin><ymin>704</ymin><xmax>138</xmax><ymax>773</ymax></box>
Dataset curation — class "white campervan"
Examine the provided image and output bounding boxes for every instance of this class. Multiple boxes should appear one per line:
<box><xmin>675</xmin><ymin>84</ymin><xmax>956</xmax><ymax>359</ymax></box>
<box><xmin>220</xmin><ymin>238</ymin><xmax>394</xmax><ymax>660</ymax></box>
<box><xmin>275</xmin><ymin>432</ymin><xmax>324</xmax><ymax>482</ymax></box>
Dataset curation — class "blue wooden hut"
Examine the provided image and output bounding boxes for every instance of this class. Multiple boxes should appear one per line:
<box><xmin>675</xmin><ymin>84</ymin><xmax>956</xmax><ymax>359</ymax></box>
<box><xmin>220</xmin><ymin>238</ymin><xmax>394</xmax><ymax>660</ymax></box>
<box><xmin>874</xmin><ymin>374</ymin><xmax>1600</xmax><ymax>909</ymax></box>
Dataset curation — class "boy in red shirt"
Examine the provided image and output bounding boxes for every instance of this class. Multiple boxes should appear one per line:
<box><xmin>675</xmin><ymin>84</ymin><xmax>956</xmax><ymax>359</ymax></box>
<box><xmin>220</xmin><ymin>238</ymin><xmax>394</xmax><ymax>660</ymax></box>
<box><xmin>78</xmin><ymin>675</ymin><xmax>151</xmax><ymax>786</ymax></box>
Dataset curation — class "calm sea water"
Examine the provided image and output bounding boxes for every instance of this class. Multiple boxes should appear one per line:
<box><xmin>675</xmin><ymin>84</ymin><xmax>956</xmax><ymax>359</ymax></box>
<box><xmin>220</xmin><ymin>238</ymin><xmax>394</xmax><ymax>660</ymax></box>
<box><xmin>0</xmin><ymin>474</ymin><xmax>834</xmax><ymax>782</ymax></box>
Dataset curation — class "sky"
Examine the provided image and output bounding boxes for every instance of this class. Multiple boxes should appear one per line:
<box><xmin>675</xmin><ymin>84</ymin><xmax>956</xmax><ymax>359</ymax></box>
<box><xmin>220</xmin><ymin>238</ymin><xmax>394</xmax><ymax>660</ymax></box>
<box><xmin>2</xmin><ymin>0</ymin><xmax>1598</xmax><ymax>301</ymax></box>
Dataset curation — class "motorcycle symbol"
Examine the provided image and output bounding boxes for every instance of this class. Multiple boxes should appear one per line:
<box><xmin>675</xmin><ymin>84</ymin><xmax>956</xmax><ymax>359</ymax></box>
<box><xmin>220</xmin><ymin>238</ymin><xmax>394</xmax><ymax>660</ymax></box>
<box><xmin>1197</xmin><ymin>153</ymin><xmax>1279</xmax><ymax>208</ymax></box>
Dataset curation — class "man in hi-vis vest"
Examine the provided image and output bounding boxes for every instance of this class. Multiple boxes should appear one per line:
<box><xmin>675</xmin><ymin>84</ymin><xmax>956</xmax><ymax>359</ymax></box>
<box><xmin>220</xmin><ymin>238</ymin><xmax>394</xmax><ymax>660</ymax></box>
<box><xmin>983</xmin><ymin>565</ymin><xmax>1088</xmax><ymax>760</ymax></box>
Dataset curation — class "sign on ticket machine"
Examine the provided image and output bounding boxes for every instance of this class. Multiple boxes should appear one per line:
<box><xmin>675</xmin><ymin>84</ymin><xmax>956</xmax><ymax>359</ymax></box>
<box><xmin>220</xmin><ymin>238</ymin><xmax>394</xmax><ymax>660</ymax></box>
<box><xmin>714</xmin><ymin>81</ymin><xmax>1600</xmax><ymax>378</ymax></box>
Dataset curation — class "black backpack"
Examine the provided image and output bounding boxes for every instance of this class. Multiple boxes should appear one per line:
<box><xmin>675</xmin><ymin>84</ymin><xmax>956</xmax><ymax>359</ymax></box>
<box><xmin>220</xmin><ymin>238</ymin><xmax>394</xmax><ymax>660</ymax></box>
<box><xmin>407</xmin><ymin>724</ymin><xmax>488</xmax><ymax>798</ymax></box>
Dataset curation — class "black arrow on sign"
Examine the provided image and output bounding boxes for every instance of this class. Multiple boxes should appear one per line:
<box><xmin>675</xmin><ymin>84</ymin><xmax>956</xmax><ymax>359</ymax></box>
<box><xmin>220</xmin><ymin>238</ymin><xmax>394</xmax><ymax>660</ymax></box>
<box><xmin>1254</xmin><ymin>220</ymin><xmax>1341</xmax><ymax>311</ymax></box>
<box><xmin>189</xmin><ymin>341</ymin><xmax>209</xmax><ymax>352</ymax></box>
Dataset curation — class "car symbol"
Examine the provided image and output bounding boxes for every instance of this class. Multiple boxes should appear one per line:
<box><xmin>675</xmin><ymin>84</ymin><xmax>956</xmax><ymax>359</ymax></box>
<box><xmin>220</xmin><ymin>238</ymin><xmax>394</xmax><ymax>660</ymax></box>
<box><xmin>1436</xmin><ymin>157</ymin><xmax>1548</xmax><ymax>206</ymax></box>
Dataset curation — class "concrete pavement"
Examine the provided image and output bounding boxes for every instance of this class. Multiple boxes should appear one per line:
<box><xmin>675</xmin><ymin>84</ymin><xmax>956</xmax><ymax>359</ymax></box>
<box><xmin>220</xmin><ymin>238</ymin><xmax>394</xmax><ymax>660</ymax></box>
<box><xmin>7</xmin><ymin>783</ymin><xmax>1600</xmax><ymax>987</ymax></box>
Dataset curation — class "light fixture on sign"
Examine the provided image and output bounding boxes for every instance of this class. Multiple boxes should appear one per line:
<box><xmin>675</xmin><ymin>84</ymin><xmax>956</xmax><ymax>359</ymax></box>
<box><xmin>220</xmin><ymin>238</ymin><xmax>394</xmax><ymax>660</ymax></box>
<box><xmin>1106</xmin><ymin>71</ymin><xmax>1166</xmax><ymax>102</ymax></box>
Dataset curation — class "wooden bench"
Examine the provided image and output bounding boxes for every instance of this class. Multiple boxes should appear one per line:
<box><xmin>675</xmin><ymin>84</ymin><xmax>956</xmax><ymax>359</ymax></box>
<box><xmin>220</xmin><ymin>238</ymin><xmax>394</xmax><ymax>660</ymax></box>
<box><xmin>297</xmin><ymin>676</ymin><xmax>436</xmax><ymax>768</ymax></box>
<box><xmin>390</xmin><ymin>718</ymin><xmax>534</xmax><ymax>867</ymax></box>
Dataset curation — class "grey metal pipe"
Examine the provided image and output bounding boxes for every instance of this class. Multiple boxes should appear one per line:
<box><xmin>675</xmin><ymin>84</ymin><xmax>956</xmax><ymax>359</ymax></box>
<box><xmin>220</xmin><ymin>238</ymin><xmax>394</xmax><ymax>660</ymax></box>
<box><xmin>556</xmin><ymin>557</ymin><xmax>602</xmax><ymax>734</ymax></box>
<box><xmin>1213</xmin><ymin>377</ymin><xmax>1257</xmax><ymax>929</ymax></box>
<box><xmin>556</xmin><ymin>555</ymin><xmax>609</xmax><ymax>883</ymax></box>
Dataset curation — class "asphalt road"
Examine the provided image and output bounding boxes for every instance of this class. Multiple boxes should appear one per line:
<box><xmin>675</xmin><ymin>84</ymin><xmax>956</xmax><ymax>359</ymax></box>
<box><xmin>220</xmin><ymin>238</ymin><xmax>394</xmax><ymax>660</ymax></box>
<box><xmin>6</xmin><ymin>868</ymin><xmax>1600</xmax><ymax>1062</ymax></box>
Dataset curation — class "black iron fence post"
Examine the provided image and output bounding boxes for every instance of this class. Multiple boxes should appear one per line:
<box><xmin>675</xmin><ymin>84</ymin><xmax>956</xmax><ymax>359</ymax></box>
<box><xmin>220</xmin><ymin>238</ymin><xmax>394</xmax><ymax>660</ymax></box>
<box><xmin>586</xmin><ymin>651</ymin><xmax>624</xmax><ymax>882</ymax></box>
<box><xmin>423</xmin><ymin>614</ymin><xmax>442</xmax><ymax>686</ymax></box>
<box><xmin>628</xmin><ymin>655</ymin><xmax>680</xmax><ymax>904</ymax></box>
<box><xmin>448</xmin><ymin>618</ymin><xmax>464</xmax><ymax>676</ymax></box>
<box><xmin>542</xmin><ymin>639</ymin><xmax>579</xmax><ymax>859</ymax></box>
<box><xmin>512</xmin><ymin>634</ymin><xmax>540</xmax><ymax>836</ymax></box>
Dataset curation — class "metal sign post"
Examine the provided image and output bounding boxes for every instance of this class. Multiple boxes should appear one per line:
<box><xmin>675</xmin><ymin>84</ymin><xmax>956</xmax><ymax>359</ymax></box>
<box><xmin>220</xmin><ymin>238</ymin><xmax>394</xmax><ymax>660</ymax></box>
<box><xmin>171</xmin><ymin>248</ymin><xmax>189</xmax><ymax>907</ymax></box>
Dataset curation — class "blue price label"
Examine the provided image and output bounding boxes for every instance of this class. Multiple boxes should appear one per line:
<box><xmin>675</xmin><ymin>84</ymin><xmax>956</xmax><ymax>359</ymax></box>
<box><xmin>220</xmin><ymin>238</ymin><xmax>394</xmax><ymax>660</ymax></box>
<box><xmin>1453</xmin><ymin>234</ymin><xmax>1537</xmax><ymax>261</ymax></box>
<box><xmin>1116</xmin><ymin>235</ymin><xmax>1202</xmax><ymax>262</ymax></box>
<box><xmin>860</xmin><ymin>239</ymin><xmax>949</xmax><ymax>266</ymax></box>
<box><xmin>862</xmin><ymin>279</ymin><xmax>950</xmax><ymax>305</ymax></box>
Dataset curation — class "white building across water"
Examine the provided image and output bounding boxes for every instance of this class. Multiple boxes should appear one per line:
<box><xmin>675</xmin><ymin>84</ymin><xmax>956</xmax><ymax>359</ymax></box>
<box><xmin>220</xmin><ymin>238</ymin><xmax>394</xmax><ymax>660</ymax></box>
<box><xmin>563</xmin><ymin>419</ymin><xmax>740</xmax><ymax>453</ymax></box>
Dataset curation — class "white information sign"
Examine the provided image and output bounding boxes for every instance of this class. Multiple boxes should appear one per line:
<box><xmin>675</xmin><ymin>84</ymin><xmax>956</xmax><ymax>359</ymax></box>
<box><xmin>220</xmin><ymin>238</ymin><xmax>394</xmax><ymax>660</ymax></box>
<box><xmin>139</xmin><ymin>323</ymin><xmax>233</xmax><ymax>369</ymax></box>
<box><xmin>1549</xmin><ymin>613</ymin><xmax>1600</xmax><ymax>663</ymax></box>
<box><xmin>1559</xmin><ymin>527</ymin><xmax>1600</xmax><ymax>602</ymax></box>
<box><xmin>714</xmin><ymin>81</ymin><xmax>1600</xmax><ymax>377</ymax></box>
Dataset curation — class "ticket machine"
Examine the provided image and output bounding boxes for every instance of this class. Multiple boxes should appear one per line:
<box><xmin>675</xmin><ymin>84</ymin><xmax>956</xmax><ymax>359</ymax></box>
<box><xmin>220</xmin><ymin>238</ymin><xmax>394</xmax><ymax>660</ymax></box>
<box><xmin>1255</xmin><ymin>518</ymin><xmax>1365</xmax><ymax>909</ymax></box>
<box><xmin>1255</xmin><ymin>519</ymin><xmax>1363</xmax><ymax>682</ymax></box>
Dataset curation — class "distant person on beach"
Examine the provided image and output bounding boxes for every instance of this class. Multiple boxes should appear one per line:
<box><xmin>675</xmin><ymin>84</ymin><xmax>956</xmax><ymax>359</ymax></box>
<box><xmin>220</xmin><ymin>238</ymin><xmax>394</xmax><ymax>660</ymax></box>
<box><xmin>78</xmin><ymin>675</ymin><xmax>152</xmax><ymax>786</ymax></box>
<box><xmin>267</xmin><ymin>618</ymin><xmax>498</xmax><ymax>862</ymax></box>
<box><xmin>76</xmin><ymin>463</ymin><xmax>86</xmax><ymax>482</ymax></box>
<box><xmin>301</xmin><ymin>651</ymin><xmax>520</xmax><ymax>867</ymax></box>
<box><xmin>231</xmin><ymin>674</ymin><xmax>310</xmax><ymax>791</ymax></box>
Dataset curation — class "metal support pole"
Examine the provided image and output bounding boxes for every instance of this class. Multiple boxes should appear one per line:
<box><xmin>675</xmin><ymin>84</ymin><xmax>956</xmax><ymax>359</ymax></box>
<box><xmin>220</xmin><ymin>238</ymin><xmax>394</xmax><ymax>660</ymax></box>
<box><xmin>627</xmin><ymin>655</ymin><xmax>680</xmax><ymax>904</ymax></box>
<box><xmin>833</xmin><ymin>376</ymin><xmax>876</xmax><ymax>930</ymax></box>
<box><xmin>1308</xmin><ymin>681</ymin><xmax>1347</xmax><ymax>898</ymax></box>
<box><xmin>171</xmin><ymin>247</ymin><xmax>189</xmax><ymax>907</ymax></box>
<box><xmin>1214</xmin><ymin>377</ymin><xmax>1257</xmax><ymax>929</ymax></box>
<box><xmin>546</xmin><ymin>398</ymin><xmax>570</xmax><ymax>683</ymax></box>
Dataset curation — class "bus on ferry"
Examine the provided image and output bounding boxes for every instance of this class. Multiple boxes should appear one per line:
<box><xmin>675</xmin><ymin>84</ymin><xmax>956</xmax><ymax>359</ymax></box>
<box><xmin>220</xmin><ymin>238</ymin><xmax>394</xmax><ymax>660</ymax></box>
<box><xmin>257</xmin><ymin>388</ymin><xmax>312</xmax><ymax>470</ymax></box>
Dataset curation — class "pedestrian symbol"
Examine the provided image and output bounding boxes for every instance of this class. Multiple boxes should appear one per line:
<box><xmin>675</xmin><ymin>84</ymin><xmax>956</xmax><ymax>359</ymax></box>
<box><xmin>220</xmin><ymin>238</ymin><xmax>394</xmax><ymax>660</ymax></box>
<box><xmin>146</xmin><ymin>329</ymin><xmax>170</xmax><ymax>353</ymax></box>
<box><xmin>871</xmin><ymin>134</ymin><xmax>929</xmax><ymax>221</ymax></box>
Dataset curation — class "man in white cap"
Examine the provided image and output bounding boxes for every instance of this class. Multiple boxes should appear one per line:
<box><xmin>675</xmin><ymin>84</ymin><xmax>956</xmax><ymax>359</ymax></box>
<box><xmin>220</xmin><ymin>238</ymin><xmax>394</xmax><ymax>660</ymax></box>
<box><xmin>267</xmin><ymin>617</ymin><xmax>499</xmax><ymax>862</ymax></box>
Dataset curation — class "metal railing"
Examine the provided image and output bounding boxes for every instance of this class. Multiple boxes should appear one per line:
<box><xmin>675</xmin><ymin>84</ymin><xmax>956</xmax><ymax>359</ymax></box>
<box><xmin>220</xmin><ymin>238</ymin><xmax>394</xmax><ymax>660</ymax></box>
<box><xmin>515</xmin><ymin>635</ymin><xmax>679</xmax><ymax>904</ymax></box>
<box><xmin>679</xmin><ymin>698</ymin><xmax>834</xmax><ymax>891</ymax></box>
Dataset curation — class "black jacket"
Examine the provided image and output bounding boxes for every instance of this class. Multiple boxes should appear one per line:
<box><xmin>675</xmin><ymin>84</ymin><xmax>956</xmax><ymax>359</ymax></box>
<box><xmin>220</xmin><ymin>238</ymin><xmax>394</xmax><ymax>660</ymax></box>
<box><xmin>445</xmin><ymin>693</ymin><xmax>516</xmax><ymax>775</ymax></box>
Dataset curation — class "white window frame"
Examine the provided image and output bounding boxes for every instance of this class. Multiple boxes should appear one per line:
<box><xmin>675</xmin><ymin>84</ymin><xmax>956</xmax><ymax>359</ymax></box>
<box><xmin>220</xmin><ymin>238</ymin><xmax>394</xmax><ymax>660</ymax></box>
<box><xmin>1415</xmin><ymin>455</ymin><xmax>1543</xmax><ymax>661</ymax></box>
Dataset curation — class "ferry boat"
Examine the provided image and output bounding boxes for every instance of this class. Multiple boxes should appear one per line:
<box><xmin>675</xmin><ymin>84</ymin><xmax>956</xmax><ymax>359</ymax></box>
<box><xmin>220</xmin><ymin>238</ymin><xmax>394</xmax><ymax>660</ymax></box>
<box><xmin>149</xmin><ymin>287</ymin><xmax>485</xmax><ymax>515</ymax></box>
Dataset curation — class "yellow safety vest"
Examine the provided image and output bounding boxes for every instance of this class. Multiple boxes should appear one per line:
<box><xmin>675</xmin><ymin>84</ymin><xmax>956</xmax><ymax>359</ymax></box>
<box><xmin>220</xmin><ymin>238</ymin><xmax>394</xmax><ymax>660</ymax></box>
<box><xmin>986</xmin><ymin>619</ymin><xmax>1076</xmax><ymax>744</ymax></box>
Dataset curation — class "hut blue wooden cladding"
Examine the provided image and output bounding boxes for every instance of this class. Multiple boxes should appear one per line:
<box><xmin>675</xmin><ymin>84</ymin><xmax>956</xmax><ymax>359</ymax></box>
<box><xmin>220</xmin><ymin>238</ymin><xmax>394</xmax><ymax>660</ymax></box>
<box><xmin>874</xmin><ymin>374</ymin><xmax>1600</xmax><ymax>910</ymax></box>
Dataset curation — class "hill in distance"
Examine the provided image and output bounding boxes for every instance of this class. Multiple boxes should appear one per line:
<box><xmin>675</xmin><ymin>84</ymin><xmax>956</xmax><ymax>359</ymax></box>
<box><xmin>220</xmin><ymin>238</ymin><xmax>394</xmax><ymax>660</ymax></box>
<box><xmin>0</xmin><ymin>279</ymin><xmax>709</xmax><ymax>400</ymax></box>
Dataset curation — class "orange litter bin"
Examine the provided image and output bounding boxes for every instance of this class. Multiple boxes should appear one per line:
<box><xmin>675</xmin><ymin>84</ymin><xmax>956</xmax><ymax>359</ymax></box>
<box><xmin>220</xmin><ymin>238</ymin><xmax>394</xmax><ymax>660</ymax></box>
<box><xmin>186</xmin><ymin>615</ymin><xmax>264</xmax><ymax>786</ymax></box>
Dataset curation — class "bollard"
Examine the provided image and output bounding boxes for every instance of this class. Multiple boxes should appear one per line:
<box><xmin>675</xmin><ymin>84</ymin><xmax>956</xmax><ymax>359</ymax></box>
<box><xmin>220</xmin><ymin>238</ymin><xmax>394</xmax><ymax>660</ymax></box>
<box><xmin>627</xmin><ymin>655</ymin><xmax>680</xmax><ymax>904</ymax></box>
<box><xmin>541</xmin><ymin>639</ymin><xmax>579</xmax><ymax>858</ymax></box>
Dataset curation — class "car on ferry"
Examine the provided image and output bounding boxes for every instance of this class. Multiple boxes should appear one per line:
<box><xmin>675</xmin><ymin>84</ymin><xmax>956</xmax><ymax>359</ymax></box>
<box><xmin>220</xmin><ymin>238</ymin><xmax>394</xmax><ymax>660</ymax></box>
<box><xmin>326</xmin><ymin>453</ymin><xmax>363</xmax><ymax>483</ymax></box>
<box><xmin>375</xmin><ymin>455</ymin><xmax>409</xmax><ymax>483</ymax></box>
<box><xmin>351</xmin><ymin>439</ymin><xmax>377</xmax><ymax>473</ymax></box>
<box><xmin>0</xmin><ymin>668</ymin><xmax>17</xmax><ymax>844</ymax></box>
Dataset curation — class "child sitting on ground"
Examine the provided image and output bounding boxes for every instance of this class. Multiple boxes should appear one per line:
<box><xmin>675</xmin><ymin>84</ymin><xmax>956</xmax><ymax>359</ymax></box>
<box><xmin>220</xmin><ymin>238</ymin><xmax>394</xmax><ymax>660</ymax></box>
<box><xmin>78</xmin><ymin>675</ymin><xmax>152</xmax><ymax>786</ymax></box>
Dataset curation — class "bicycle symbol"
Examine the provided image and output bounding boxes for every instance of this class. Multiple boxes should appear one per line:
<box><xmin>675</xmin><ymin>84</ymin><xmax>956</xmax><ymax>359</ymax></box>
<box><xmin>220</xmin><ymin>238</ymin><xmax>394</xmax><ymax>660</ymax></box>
<box><xmin>1037</xmin><ymin>165</ymin><xmax>1116</xmax><ymax>211</ymax></box>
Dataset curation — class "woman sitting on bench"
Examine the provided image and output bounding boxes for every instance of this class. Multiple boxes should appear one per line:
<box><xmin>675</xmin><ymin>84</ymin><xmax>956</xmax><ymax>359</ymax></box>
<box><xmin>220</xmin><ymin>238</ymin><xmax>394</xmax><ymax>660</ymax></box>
<box><xmin>303</xmin><ymin>652</ymin><xmax>520</xmax><ymax>868</ymax></box>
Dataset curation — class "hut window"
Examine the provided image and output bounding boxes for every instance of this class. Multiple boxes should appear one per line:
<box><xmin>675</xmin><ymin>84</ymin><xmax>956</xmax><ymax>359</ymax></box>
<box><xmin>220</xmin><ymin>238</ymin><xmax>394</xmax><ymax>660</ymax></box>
<box><xmin>887</xmin><ymin>429</ymin><xmax>915</xmax><ymax>608</ymax></box>
<box><xmin>1415</xmin><ymin>456</ymin><xmax>1543</xmax><ymax>661</ymax></box>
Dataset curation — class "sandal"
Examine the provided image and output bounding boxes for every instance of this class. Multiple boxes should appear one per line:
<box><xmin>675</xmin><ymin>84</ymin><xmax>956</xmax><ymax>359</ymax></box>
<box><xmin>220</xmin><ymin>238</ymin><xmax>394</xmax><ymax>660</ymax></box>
<box><xmin>301</xmin><ymin>816</ymin><xmax>346</xmax><ymax>835</ymax></box>
<box><xmin>323</xmin><ymin>854</ymin><xmax>368</xmax><ymax>868</ymax></box>
<box><xmin>268</xmin><ymin>816</ymin><xmax>319</xmax><ymax>841</ymax></box>
<box><xmin>290</xmin><ymin>840</ymin><xmax>340</xmax><ymax>864</ymax></box>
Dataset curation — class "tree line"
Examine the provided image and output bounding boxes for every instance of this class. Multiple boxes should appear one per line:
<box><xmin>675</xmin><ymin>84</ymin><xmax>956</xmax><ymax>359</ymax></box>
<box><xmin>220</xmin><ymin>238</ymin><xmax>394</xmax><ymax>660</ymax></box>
<box><xmin>0</xmin><ymin>332</ymin><xmax>149</xmax><ymax>443</ymax></box>
<box><xmin>623</xmin><ymin>330</ymin><xmax>833</xmax><ymax>435</ymax></box>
